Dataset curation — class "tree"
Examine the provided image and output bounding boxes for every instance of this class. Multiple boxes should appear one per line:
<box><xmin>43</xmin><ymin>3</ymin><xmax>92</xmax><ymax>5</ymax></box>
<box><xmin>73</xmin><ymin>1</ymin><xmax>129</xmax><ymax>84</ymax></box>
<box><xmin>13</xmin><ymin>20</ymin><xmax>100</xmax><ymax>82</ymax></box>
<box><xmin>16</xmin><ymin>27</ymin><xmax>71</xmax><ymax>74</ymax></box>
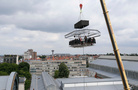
<box><xmin>24</xmin><ymin>72</ymin><xmax>31</xmax><ymax>79</ymax></box>
<box><xmin>86</xmin><ymin>60</ymin><xmax>89</xmax><ymax>68</ymax></box>
<box><xmin>0</xmin><ymin>63</ymin><xmax>18</xmax><ymax>74</ymax></box>
<box><xmin>58</xmin><ymin>63</ymin><xmax>69</xmax><ymax>78</ymax></box>
<box><xmin>39</xmin><ymin>55</ymin><xmax>46</xmax><ymax>61</ymax></box>
<box><xmin>18</xmin><ymin>62</ymin><xmax>30</xmax><ymax>72</ymax></box>
<box><xmin>18</xmin><ymin>70</ymin><xmax>31</xmax><ymax>80</ymax></box>
<box><xmin>54</xmin><ymin>70</ymin><xmax>59</xmax><ymax>78</ymax></box>
<box><xmin>19</xmin><ymin>56</ymin><xmax>23</xmax><ymax>60</ymax></box>
<box><xmin>22</xmin><ymin>67</ymin><xmax>28</xmax><ymax>71</ymax></box>
<box><xmin>25</xmin><ymin>80</ymin><xmax>31</xmax><ymax>90</ymax></box>
<box><xmin>0</xmin><ymin>71</ymin><xmax>8</xmax><ymax>76</ymax></box>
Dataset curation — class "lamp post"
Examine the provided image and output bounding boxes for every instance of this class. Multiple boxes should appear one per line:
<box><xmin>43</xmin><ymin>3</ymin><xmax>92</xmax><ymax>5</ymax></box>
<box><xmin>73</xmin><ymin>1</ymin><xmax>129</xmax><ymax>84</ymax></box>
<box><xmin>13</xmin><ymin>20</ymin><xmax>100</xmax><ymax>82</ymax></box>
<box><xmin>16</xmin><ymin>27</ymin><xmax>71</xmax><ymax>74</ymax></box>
<box><xmin>100</xmin><ymin>0</ymin><xmax>130</xmax><ymax>90</ymax></box>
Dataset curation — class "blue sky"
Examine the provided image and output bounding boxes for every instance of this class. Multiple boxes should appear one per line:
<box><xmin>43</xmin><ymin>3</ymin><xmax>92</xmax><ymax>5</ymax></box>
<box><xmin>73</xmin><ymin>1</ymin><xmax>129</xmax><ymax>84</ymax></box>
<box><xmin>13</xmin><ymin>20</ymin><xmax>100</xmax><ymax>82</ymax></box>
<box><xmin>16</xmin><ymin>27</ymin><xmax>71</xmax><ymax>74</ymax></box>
<box><xmin>0</xmin><ymin>0</ymin><xmax>138</xmax><ymax>55</ymax></box>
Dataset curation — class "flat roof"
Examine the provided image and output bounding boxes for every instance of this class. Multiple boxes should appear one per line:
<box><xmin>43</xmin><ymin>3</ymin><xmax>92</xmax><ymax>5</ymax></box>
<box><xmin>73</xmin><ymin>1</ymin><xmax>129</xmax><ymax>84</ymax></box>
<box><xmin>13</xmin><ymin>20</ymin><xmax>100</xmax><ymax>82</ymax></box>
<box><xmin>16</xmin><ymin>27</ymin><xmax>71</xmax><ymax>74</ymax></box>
<box><xmin>56</xmin><ymin>77</ymin><xmax>123</xmax><ymax>90</ymax></box>
<box><xmin>0</xmin><ymin>76</ymin><xmax>9</xmax><ymax>90</ymax></box>
<box><xmin>88</xmin><ymin>68</ymin><xmax>138</xmax><ymax>86</ymax></box>
<box><xmin>62</xmin><ymin>85</ymin><xmax>123</xmax><ymax>90</ymax></box>
<box><xmin>99</xmin><ymin>56</ymin><xmax>138</xmax><ymax>61</ymax></box>
<box><xmin>30</xmin><ymin>74</ymin><xmax>45</xmax><ymax>90</ymax></box>
<box><xmin>57</xmin><ymin>77</ymin><xmax>122</xmax><ymax>84</ymax></box>
<box><xmin>90</xmin><ymin>59</ymin><xmax>138</xmax><ymax>72</ymax></box>
<box><xmin>30</xmin><ymin>72</ymin><xmax>60</xmax><ymax>90</ymax></box>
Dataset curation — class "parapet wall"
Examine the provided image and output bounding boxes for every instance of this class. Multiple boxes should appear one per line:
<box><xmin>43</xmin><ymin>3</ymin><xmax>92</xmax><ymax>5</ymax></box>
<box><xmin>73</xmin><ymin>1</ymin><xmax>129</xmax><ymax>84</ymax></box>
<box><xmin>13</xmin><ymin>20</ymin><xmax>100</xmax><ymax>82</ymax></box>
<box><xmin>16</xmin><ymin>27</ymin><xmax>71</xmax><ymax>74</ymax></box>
<box><xmin>98</xmin><ymin>56</ymin><xmax>138</xmax><ymax>61</ymax></box>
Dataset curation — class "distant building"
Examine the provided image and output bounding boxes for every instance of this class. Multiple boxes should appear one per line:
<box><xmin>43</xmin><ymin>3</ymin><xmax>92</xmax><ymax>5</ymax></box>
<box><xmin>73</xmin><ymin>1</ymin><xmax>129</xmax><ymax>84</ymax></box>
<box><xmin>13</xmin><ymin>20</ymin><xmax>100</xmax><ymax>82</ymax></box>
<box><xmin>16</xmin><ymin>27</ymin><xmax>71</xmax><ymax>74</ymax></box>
<box><xmin>4</xmin><ymin>55</ymin><xmax>18</xmax><ymax>64</ymax></box>
<box><xmin>0</xmin><ymin>56</ymin><xmax>4</xmax><ymax>63</ymax></box>
<box><xmin>32</xmin><ymin>52</ymin><xmax>37</xmax><ymax>60</ymax></box>
<box><xmin>0</xmin><ymin>72</ymin><xmax>19</xmax><ymax>90</ymax></box>
<box><xmin>24</xmin><ymin>51</ymin><xmax>32</xmax><ymax>60</ymax></box>
<box><xmin>53</xmin><ymin>53</ymin><xmax>71</xmax><ymax>57</ymax></box>
<box><xmin>24</xmin><ymin>49</ymin><xmax>37</xmax><ymax>60</ymax></box>
<box><xmin>30</xmin><ymin>60</ymin><xmax>86</xmax><ymax>76</ymax></box>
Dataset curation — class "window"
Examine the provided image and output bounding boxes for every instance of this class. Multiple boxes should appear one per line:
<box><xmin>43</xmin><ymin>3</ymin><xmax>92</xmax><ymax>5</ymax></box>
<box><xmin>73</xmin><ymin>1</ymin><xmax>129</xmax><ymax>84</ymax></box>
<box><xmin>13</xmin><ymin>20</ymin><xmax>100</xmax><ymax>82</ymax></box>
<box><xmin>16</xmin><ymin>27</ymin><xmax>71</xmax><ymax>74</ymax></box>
<box><xmin>72</xmin><ymin>67</ymin><xmax>77</xmax><ymax>69</ymax></box>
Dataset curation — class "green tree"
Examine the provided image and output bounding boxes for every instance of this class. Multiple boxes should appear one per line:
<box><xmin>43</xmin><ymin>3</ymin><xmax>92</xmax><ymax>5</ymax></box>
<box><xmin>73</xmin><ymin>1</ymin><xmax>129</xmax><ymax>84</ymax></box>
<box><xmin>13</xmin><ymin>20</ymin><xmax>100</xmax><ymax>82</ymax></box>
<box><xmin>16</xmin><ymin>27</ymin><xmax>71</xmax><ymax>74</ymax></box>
<box><xmin>0</xmin><ymin>71</ymin><xmax>8</xmax><ymax>76</ymax></box>
<box><xmin>86</xmin><ymin>60</ymin><xmax>89</xmax><ymax>68</ymax></box>
<box><xmin>58</xmin><ymin>63</ymin><xmax>69</xmax><ymax>78</ymax></box>
<box><xmin>24</xmin><ymin>72</ymin><xmax>31</xmax><ymax>79</ymax></box>
<box><xmin>25</xmin><ymin>80</ymin><xmax>31</xmax><ymax>90</ymax></box>
<box><xmin>39</xmin><ymin>55</ymin><xmax>46</xmax><ymax>60</ymax></box>
<box><xmin>54</xmin><ymin>70</ymin><xmax>59</xmax><ymax>78</ymax></box>
<box><xmin>0</xmin><ymin>63</ymin><xmax>18</xmax><ymax>74</ymax></box>
<box><xmin>18</xmin><ymin>70</ymin><xmax>31</xmax><ymax>79</ymax></box>
<box><xmin>0</xmin><ymin>63</ymin><xmax>10</xmax><ymax>72</ymax></box>
<box><xmin>18</xmin><ymin>62</ymin><xmax>30</xmax><ymax>72</ymax></box>
<box><xmin>19</xmin><ymin>56</ymin><xmax>23</xmax><ymax>60</ymax></box>
<box><xmin>22</xmin><ymin>67</ymin><xmax>28</xmax><ymax>71</ymax></box>
<box><xmin>8</xmin><ymin>63</ymin><xmax>18</xmax><ymax>74</ymax></box>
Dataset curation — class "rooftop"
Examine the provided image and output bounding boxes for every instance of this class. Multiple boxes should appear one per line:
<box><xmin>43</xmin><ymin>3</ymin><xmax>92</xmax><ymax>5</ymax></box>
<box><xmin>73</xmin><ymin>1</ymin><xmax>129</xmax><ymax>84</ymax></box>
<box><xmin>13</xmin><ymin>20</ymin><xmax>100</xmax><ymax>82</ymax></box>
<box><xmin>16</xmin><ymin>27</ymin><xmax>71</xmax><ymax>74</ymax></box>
<box><xmin>89</xmin><ymin>58</ymin><xmax>138</xmax><ymax>89</ymax></box>
<box><xmin>0</xmin><ymin>72</ymin><xmax>18</xmax><ymax>90</ymax></box>
<box><xmin>90</xmin><ymin>59</ymin><xmax>138</xmax><ymax>72</ymax></box>
<box><xmin>30</xmin><ymin>72</ymin><xmax>123</xmax><ymax>90</ymax></box>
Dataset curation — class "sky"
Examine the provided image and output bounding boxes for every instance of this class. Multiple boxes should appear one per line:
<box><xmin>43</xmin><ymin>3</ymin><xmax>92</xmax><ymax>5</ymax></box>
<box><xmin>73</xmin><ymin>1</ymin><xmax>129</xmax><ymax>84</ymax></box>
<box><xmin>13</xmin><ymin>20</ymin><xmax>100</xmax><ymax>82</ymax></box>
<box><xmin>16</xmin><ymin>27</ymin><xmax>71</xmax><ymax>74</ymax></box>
<box><xmin>0</xmin><ymin>0</ymin><xmax>138</xmax><ymax>55</ymax></box>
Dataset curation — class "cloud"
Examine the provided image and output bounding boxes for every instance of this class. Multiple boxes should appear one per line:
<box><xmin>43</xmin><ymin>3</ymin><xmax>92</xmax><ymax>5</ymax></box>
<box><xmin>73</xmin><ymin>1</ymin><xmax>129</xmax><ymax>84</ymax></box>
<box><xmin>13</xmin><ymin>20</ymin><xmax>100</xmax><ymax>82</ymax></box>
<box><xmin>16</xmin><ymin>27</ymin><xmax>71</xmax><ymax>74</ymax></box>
<box><xmin>0</xmin><ymin>0</ymin><xmax>77</xmax><ymax>33</ymax></box>
<box><xmin>0</xmin><ymin>0</ymin><xmax>138</xmax><ymax>54</ymax></box>
<box><xmin>0</xmin><ymin>0</ymin><xmax>34</xmax><ymax>15</ymax></box>
<box><xmin>0</xmin><ymin>25</ymin><xmax>60</xmax><ymax>54</ymax></box>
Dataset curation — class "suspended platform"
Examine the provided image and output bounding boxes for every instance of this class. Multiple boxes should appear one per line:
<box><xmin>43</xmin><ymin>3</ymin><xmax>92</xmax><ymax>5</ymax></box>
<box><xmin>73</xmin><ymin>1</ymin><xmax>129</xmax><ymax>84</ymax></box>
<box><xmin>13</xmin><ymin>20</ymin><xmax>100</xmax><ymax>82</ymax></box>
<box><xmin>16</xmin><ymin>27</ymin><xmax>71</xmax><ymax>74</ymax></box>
<box><xmin>65</xmin><ymin>29</ymin><xmax>101</xmax><ymax>48</ymax></box>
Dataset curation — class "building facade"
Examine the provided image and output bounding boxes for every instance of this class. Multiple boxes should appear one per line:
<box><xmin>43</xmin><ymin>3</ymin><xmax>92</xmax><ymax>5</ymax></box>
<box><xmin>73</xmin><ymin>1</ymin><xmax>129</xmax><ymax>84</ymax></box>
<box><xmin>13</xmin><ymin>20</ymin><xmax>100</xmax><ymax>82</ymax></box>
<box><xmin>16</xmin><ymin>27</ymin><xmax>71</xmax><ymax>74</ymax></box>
<box><xmin>32</xmin><ymin>52</ymin><xmax>37</xmax><ymax>60</ymax></box>
<box><xmin>24</xmin><ymin>49</ymin><xmax>37</xmax><ymax>60</ymax></box>
<box><xmin>4</xmin><ymin>55</ymin><xmax>18</xmax><ymax>64</ymax></box>
<box><xmin>30</xmin><ymin>60</ymin><xmax>86</xmax><ymax>76</ymax></box>
<box><xmin>24</xmin><ymin>52</ymin><xmax>32</xmax><ymax>60</ymax></box>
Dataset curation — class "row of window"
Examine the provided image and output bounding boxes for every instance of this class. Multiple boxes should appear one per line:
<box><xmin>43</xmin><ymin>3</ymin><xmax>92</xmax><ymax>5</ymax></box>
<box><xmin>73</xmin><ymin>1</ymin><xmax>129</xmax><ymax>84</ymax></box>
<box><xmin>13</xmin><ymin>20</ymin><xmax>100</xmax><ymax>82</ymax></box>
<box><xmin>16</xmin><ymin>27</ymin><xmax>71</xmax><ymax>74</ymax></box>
<box><xmin>32</xmin><ymin>66</ymin><xmax>85</xmax><ymax>70</ymax></box>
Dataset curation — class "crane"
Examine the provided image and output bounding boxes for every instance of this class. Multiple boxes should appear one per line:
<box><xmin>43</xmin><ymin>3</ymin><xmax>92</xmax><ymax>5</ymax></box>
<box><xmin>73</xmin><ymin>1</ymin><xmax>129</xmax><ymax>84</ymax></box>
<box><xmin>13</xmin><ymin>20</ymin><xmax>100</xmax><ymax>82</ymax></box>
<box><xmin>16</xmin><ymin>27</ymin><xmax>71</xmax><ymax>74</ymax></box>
<box><xmin>100</xmin><ymin>0</ymin><xmax>130</xmax><ymax>90</ymax></box>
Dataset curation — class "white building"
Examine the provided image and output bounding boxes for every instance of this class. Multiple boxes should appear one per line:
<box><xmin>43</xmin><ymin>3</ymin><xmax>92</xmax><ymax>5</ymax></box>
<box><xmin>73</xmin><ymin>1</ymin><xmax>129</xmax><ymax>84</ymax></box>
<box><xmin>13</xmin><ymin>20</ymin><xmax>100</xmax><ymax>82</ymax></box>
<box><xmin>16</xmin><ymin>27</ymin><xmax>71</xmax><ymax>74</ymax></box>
<box><xmin>24</xmin><ymin>51</ymin><xmax>32</xmax><ymax>60</ymax></box>
<box><xmin>24</xmin><ymin>49</ymin><xmax>37</xmax><ymax>60</ymax></box>
<box><xmin>30</xmin><ymin>60</ymin><xmax>86</xmax><ymax>76</ymax></box>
